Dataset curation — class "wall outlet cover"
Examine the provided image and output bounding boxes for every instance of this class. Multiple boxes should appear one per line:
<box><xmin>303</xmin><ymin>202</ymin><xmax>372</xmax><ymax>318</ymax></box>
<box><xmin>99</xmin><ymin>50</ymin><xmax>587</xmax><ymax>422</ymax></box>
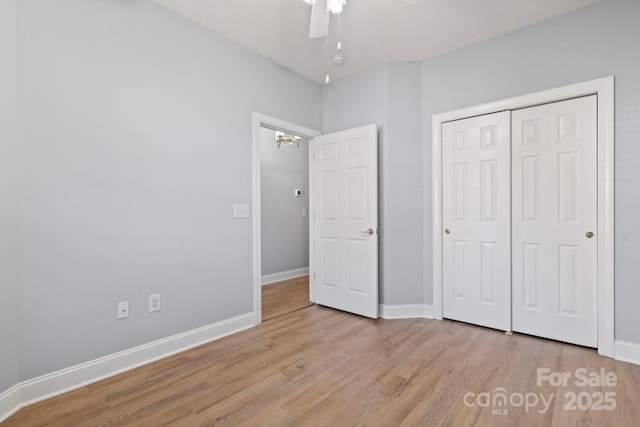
<box><xmin>148</xmin><ymin>294</ymin><xmax>161</xmax><ymax>313</ymax></box>
<box><xmin>117</xmin><ymin>301</ymin><xmax>129</xmax><ymax>320</ymax></box>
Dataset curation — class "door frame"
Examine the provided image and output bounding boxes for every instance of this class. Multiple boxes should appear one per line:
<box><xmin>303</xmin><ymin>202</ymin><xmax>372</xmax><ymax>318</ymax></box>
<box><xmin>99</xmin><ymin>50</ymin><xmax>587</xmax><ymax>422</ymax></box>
<box><xmin>252</xmin><ymin>113</ymin><xmax>321</xmax><ymax>324</ymax></box>
<box><xmin>431</xmin><ymin>76</ymin><xmax>615</xmax><ymax>357</ymax></box>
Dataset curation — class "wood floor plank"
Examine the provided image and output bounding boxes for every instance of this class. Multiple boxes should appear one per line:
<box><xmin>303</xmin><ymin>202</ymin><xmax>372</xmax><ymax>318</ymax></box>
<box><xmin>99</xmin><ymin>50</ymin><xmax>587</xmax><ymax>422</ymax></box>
<box><xmin>4</xmin><ymin>306</ymin><xmax>640</xmax><ymax>426</ymax></box>
<box><xmin>261</xmin><ymin>275</ymin><xmax>312</xmax><ymax>321</ymax></box>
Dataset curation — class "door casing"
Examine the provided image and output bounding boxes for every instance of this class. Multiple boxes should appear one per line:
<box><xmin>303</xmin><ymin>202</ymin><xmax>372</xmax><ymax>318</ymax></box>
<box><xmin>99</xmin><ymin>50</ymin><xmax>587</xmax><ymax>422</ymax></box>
<box><xmin>431</xmin><ymin>77</ymin><xmax>615</xmax><ymax>357</ymax></box>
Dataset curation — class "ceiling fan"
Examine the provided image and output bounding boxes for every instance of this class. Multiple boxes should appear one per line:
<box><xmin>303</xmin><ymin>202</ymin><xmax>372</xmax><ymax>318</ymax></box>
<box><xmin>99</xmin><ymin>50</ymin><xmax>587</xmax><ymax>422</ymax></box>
<box><xmin>303</xmin><ymin>0</ymin><xmax>346</xmax><ymax>39</ymax></box>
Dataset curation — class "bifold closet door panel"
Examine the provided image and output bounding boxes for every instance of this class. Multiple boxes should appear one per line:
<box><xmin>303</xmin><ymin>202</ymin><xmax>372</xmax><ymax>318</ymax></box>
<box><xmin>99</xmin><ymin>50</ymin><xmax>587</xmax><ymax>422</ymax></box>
<box><xmin>442</xmin><ymin>111</ymin><xmax>511</xmax><ymax>331</ymax></box>
<box><xmin>511</xmin><ymin>95</ymin><xmax>598</xmax><ymax>348</ymax></box>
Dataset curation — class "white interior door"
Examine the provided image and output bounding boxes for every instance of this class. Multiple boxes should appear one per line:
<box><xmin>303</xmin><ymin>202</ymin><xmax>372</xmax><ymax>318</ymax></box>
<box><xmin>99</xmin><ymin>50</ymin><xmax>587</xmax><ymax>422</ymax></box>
<box><xmin>512</xmin><ymin>96</ymin><xmax>598</xmax><ymax>347</ymax></box>
<box><xmin>311</xmin><ymin>124</ymin><xmax>378</xmax><ymax>318</ymax></box>
<box><xmin>442</xmin><ymin>112</ymin><xmax>511</xmax><ymax>331</ymax></box>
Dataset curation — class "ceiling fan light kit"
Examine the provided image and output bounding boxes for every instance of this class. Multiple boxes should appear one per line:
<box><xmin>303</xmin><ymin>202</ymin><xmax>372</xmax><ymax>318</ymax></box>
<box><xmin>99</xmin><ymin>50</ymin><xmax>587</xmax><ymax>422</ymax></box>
<box><xmin>326</xmin><ymin>0</ymin><xmax>346</xmax><ymax>15</ymax></box>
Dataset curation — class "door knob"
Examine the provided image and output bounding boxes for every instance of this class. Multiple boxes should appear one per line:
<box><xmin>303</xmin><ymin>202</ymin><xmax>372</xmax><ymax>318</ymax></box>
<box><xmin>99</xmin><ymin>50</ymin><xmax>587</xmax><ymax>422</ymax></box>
<box><xmin>445</xmin><ymin>229</ymin><xmax>450</xmax><ymax>234</ymax></box>
<box><xmin>361</xmin><ymin>228</ymin><xmax>375</xmax><ymax>235</ymax></box>
<box><xmin>585</xmin><ymin>231</ymin><xmax>594</xmax><ymax>239</ymax></box>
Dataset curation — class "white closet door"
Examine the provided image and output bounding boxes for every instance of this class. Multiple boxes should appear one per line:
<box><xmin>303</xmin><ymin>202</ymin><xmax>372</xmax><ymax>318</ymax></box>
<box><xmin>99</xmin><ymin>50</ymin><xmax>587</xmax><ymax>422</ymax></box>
<box><xmin>512</xmin><ymin>96</ymin><xmax>598</xmax><ymax>347</ymax></box>
<box><xmin>442</xmin><ymin>112</ymin><xmax>511</xmax><ymax>331</ymax></box>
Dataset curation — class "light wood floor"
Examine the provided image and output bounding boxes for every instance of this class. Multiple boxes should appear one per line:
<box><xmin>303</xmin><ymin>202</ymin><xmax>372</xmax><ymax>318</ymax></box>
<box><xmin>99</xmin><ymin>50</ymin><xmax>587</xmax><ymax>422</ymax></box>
<box><xmin>4</xmin><ymin>306</ymin><xmax>640</xmax><ymax>426</ymax></box>
<box><xmin>261</xmin><ymin>275</ymin><xmax>312</xmax><ymax>321</ymax></box>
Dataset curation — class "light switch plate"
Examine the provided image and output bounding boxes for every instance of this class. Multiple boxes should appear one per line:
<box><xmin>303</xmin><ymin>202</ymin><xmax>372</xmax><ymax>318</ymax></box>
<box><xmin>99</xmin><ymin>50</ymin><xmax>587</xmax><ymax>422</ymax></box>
<box><xmin>233</xmin><ymin>204</ymin><xmax>250</xmax><ymax>218</ymax></box>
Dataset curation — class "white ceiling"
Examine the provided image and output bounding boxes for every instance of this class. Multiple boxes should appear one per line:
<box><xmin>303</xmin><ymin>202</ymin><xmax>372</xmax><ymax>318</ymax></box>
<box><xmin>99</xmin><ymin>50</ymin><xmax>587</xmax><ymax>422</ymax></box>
<box><xmin>151</xmin><ymin>0</ymin><xmax>600</xmax><ymax>84</ymax></box>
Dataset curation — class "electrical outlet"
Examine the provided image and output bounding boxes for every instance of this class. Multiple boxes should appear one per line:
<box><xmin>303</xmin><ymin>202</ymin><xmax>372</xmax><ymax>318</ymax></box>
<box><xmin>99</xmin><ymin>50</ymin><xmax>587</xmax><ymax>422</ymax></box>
<box><xmin>117</xmin><ymin>301</ymin><xmax>129</xmax><ymax>319</ymax></box>
<box><xmin>148</xmin><ymin>294</ymin><xmax>161</xmax><ymax>313</ymax></box>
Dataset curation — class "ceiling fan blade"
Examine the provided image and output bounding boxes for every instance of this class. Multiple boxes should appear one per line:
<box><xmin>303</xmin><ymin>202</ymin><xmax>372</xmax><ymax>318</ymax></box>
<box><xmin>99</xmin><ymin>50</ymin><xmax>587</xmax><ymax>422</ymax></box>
<box><xmin>309</xmin><ymin>0</ymin><xmax>329</xmax><ymax>39</ymax></box>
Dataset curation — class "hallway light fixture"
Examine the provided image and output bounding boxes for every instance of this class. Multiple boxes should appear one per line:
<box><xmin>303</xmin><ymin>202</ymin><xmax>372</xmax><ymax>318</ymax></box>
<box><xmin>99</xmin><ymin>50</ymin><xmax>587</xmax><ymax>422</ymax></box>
<box><xmin>275</xmin><ymin>131</ymin><xmax>302</xmax><ymax>148</ymax></box>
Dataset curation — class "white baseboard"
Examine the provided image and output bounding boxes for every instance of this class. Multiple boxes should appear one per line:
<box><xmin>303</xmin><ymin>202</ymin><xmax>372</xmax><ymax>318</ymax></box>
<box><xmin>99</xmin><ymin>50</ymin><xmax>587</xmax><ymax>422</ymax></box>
<box><xmin>0</xmin><ymin>312</ymin><xmax>255</xmax><ymax>423</ymax></box>
<box><xmin>615</xmin><ymin>340</ymin><xmax>640</xmax><ymax>366</ymax></box>
<box><xmin>0</xmin><ymin>384</ymin><xmax>21</xmax><ymax>423</ymax></box>
<box><xmin>379</xmin><ymin>304</ymin><xmax>434</xmax><ymax>320</ymax></box>
<box><xmin>262</xmin><ymin>267</ymin><xmax>309</xmax><ymax>285</ymax></box>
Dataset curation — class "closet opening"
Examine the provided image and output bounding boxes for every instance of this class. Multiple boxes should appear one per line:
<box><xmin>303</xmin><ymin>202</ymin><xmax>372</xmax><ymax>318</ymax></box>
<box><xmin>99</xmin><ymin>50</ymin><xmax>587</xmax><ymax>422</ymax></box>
<box><xmin>431</xmin><ymin>77</ymin><xmax>615</xmax><ymax>357</ymax></box>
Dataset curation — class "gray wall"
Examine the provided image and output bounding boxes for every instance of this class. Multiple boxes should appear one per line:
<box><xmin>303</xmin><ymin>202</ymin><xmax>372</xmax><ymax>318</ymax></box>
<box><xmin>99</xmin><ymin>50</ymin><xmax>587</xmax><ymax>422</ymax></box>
<box><xmin>385</xmin><ymin>63</ymin><xmax>423</xmax><ymax>304</ymax></box>
<box><xmin>16</xmin><ymin>0</ymin><xmax>321</xmax><ymax>380</ymax></box>
<box><xmin>0</xmin><ymin>0</ymin><xmax>21</xmax><ymax>393</ymax></box>
<box><xmin>420</xmin><ymin>0</ymin><xmax>640</xmax><ymax>343</ymax></box>
<box><xmin>322</xmin><ymin>62</ymin><xmax>423</xmax><ymax>305</ymax></box>
<box><xmin>260</xmin><ymin>127</ymin><xmax>309</xmax><ymax>277</ymax></box>
<box><xmin>322</xmin><ymin>64</ymin><xmax>388</xmax><ymax>136</ymax></box>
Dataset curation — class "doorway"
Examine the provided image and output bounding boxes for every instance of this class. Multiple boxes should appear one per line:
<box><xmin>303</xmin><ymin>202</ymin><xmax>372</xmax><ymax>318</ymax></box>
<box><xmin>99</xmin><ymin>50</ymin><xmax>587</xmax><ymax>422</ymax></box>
<box><xmin>253</xmin><ymin>115</ymin><xmax>380</xmax><ymax>323</ymax></box>
<box><xmin>259</xmin><ymin>126</ymin><xmax>312</xmax><ymax>321</ymax></box>
<box><xmin>432</xmin><ymin>77</ymin><xmax>615</xmax><ymax>357</ymax></box>
<box><xmin>252</xmin><ymin>114</ymin><xmax>321</xmax><ymax>324</ymax></box>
